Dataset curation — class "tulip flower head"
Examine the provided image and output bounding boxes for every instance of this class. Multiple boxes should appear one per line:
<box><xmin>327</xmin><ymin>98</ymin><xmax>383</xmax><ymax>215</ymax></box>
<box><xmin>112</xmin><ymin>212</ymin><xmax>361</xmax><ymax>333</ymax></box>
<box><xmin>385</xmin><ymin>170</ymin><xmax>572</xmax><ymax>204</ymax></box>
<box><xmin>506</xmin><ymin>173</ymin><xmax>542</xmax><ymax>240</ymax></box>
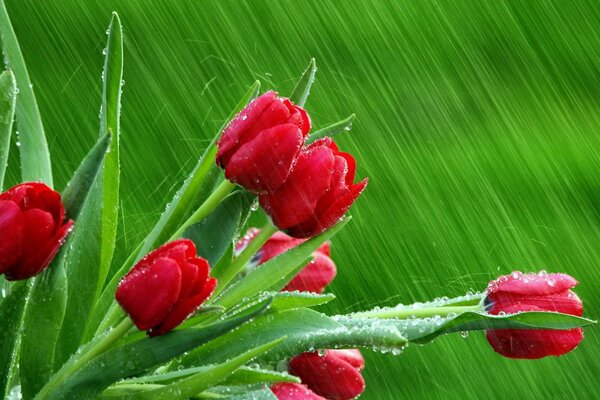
<box><xmin>0</xmin><ymin>182</ymin><xmax>74</xmax><ymax>280</ymax></box>
<box><xmin>485</xmin><ymin>271</ymin><xmax>584</xmax><ymax>359</ymax></box>
<box><xmin>116</xmin><ymin>239</ymin><xmax>217</xmax><ymax>336</ymax></box>
<box><xmin>260</xmin><ymin>137</ymin><xmax>367</xmax><ymax>238</ymax></box>
<box><xmin>285</xmin><ymin>349</ymin><xmax>366</xmax><ymax>400</ymax></box>
<box><xmin>237</xmin><ymin>228</ymin><xmax>336</xmax><ymax>293</ymax></box>
<box><xmin>216</xmin><ymin>91</ymin><xmax>311</xmax><ymax>193</ymax></box>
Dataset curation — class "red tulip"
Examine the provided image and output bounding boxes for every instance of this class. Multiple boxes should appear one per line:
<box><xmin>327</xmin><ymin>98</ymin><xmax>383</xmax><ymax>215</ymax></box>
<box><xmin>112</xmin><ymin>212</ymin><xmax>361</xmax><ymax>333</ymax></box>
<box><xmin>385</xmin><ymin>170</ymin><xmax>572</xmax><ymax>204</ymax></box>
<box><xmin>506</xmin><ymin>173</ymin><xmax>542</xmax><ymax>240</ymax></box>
<box><xmin>259</xmin><ymin>137</ymin><xmax>367</xmax><ymax>238</ymax></box>
<box><xmin>237</xmin><ymin>228</ymin><xmax>336</xmax><ymax>293</ymax></box>
<box><xmin>271</xmin><ymin>383</ymin><xmax>326</xmax><ymax>400</ymax></box>
<box><xmin>485</xmin><ymin>271</ymin><xmax>584</xmax><ymax>359</ymax></box>
<box><xmin>288</xmin><ymin>349</ymin><xmax>366</xmax><ymax>400</ymax></box>
<box><xmin>116</xmin><ymin>239</ymin><xmax>217</xmax><ymax>336</ymax></box>
<box><xmin>216</xmin><ymin>91</ymin><xmax>310</xmax><ymax>193</ymax></box>
<box><xmin>0</xmin><ymin>182</ymin><xmax>73</xmax><ymax>280</ymax></box>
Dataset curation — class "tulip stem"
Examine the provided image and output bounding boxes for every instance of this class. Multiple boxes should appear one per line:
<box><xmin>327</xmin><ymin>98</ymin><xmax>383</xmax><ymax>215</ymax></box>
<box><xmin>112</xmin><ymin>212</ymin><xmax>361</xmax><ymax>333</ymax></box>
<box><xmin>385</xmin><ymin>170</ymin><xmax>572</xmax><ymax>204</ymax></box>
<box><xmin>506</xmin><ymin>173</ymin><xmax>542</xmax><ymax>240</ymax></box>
<box><xmin>351</xmin><ymin>304</ymin><xmax>484</xmax><ymax>319</ymax></box>
<box><xmin>213</xmin><ymin>221</ymin><xmax>279</xmax><ymax>295</ymax></box>
<box><xmin>170</xmin><ymin>179</ymin><xmax>236</xmax><ymax>240</ymax></box>
<box><xmin>35</xmin><ymin>315</ymin><xmax>133</xmax><ymax>400</ymax></box>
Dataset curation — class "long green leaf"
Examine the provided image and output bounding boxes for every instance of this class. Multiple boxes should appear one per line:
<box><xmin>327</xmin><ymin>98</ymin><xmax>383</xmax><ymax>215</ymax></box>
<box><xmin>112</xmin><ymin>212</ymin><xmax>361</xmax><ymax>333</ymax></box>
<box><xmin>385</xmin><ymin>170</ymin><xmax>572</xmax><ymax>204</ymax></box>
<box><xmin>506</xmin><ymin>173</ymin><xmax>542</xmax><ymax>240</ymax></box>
<box><xmin>289</xmin><ymin>58</ymin><xmax>316</xmax><ymax>107</ymax></box>
<box><xmin>122</xmin><ymin>366</ymin><xmax>298</xmax><ymax>387</ymax></box>
<box><xmin>0</xmin><ymin>69</ymin><xmax>16</xmax><ymax>189</ymax></box>
<box><xmin>0</xmin><ymin>280</ymin><xmax>30</xmax><ymax>398</ymax></box>
<box><xmin>53</xmin><ymin>13</ymin><xmax>124</xmax><ymax>368</ymax></box>
<box><xmin>47</xmin><ymin>299</ymin><xmax>271</xmax><ymax>400</ymax></box>
<box><xmin>213</xmin><ymin>219</ymin><xmax>349</xmax><ymax>310</ymax></box>
<box><xmin>176</xmin><ymin>308</ymin><xmax>407</xmax><ymax>370</ymax></box>
<box><xmin>0</xmin><ymin>0</ymin><xmax>52</xmax><ymax>185</ymax></box>
<box><xmin>136</xmin><ymin>338</ymin><xmax>284</xmax><ymax>400</ymax></box>
<box><xmin>19</xmin><ymin>132</ymin><xmax>112</xmax><ymax>399</ymax></box>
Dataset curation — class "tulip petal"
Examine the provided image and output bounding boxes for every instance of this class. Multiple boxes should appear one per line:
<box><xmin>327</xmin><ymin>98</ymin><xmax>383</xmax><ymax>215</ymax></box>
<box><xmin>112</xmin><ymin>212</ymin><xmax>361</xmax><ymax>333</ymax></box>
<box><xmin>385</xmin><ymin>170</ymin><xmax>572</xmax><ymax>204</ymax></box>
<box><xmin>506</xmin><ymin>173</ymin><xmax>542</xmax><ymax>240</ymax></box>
<box><xmin>150</xmin><ymin>277</ymin><xmax>217</xmax><ymax>336</ymax></box>
<box><xmin>259</xmin><ymin>231</ymin><xmax>305</xmax><ymax>263</ymax></box>
<box><xmin>328</xmin><ymin>349</ymin><xmax>365</xmax><ymax>372</ymax></box>
<box><xmin>486</xmin><ymin>327</ymin><xmax>584</xmax><ymax>359</ymax></box>
<box><xmin>188</xmin><ymin>257</ymin><xmax>210</xmax><ymax>294</ymax></box>
<box><xmin>288</xmin><ymin>178</ymin><xmax>367</xmax><ymax>238</ymax></box>
<box><xmin>217</xmin><ymin>91</ymin><xmax>278</xmax><ymax>165</ymax></box>
<box><xmin>226</xmin><ymin>123</ymin><xmax>303</xmax><ymax>192</ymax></box>
<box><xmin>116</xmin><ymin>257</ymin><xmax>182</xmax><ymax>331</ymax></box>
<box><xmin>0</xmin><ymin>200</ymin><xmax>24</xmax><ymax>273</ymax></box>
<box><xmin>134</xmin><ymin>239</ymin><xmax>196</xmax><ymax>273</ymax></box>
<box><xmin>9</xmin><ymin>218</ymin><xmax>73</xmax><ymax>281</ymax></box>
<box><xmin>289</xmin><ymin>351</ymin><xmax>365</xmax><ymax>400</ymax></box>
<box><xmin>271</xmin><ymin>383</ymin><xmax>326</xmax><ymax>400</ymax></box>
<box><xmin>488</xmin><ymin>290</ymin><xmax>583</xmax><ymax>317</ymax></box>
<box><xmin>283</xmin><ymin>252</ymin><xmax>336</xmax><ymax>293</ymax></box>
<box><xmin>260</xmin><ymin>145</ymin><xmax>334</xmax><ymax>229</ymax></box>
<box><xmin>487</xmin><ymin>271</ymin><xmax>578</xmax><ymax>296</ymax></box>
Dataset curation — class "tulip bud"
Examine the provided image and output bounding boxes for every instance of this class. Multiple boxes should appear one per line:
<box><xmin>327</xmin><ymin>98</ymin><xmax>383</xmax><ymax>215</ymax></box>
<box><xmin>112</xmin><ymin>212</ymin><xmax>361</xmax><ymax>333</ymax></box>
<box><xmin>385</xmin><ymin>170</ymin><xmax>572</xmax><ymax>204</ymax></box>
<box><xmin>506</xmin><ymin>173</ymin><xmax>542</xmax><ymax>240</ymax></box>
<box><xmin>0</xmin><ymin>182</ymin><xmax>74</xmax><ymax>280</ymax></box>
<box><xmin>216</xmin><ymin>91</ymin><xmax>311</xmax><ymax>193</ymax></box>
<box><xmin>288</xmin><ymin>349</ymin><xmax>366</xmax><ymax>400</ymax></box>
<box><xmin>116</xmin><ymin>239</ymin><xmax>217</xmax><ymax>336</ymax></box>
<box><xmin>260</xmin><ymin>137</ymin><xmax>367</xmax><ymax>238</ymax></box>
<box><xmin>485</xmin><ymin>271</ymin><xmax>584</xmax><ymax>359</ymax></box>
<box><xmin>271</xmin><ymin>383</ymin><xmax>326</xmax><ymax>400</ymax></box>
<box><xmin>237</xmin><ymin>229</ymin><xmax>336</xmax><ymax>293</ymax></box>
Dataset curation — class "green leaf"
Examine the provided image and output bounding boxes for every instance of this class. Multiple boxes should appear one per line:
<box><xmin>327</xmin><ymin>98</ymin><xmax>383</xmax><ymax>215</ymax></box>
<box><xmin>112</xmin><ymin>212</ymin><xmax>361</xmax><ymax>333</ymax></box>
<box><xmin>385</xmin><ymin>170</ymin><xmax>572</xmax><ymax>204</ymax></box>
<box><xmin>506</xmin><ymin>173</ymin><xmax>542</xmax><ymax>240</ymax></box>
<box><xmin>132</xmin><ymin>338</ymin><xmax>284</xmax><ymax>400</ymax></box>
<box><xmin>0</xmin><ymin>1</ymin><xmax>52</xmax><ymax>185</ymax></box>
<box><xmin>184</xmin><ymin>191</ymin><xmax>243</xmax><ymax>267</ymax></box>
<box><xmin>86</xmin><ymin>81</ymin><xmax>260</xmax><ymax>341</ymax></box>
<box><xmin>176</xmin><ymin>308</ymin><xmax>407</xmax><ymax>370</ymax></box>
<box><xmin>46</xmin><ymin>298</ymin><xmax>272</xmax><ymax>400</ymax></box>
<box><xmin>0</xmin><ymin>280</ymin><xmax>30</xmax><ymax>398</ymax></box>
<box><xmin>289</xmin><ymin>58</ymin><xmax>316</xmax><ymax>107</ymax></box>
<box><xmin>61</xmin><ymin>132</ymin><xmax>111</xmax><ymax>220</ymax></box>
<box><xmin>53</xmin><ymin>13</ymin><xmax>124</xmax><ymax>369</ymax></box>
<box><xmin>221</xmin><ymin>367</ymin><xmax>299</xmax><ymax>386</ymax></box>
<box><xmin>213</xmin><ymin>219</ymin><xmax>349</xmax><ymax>310</ymax></box>
<box><xmin>19</xmin><ymin>133</ymin><xmax>112</xmax><ymax>399</ymax></box>
<box><xmin>270</xmin><ymin>291</ymin><xmax>335</xmax><ymax>312</ymax></box>
<box><xmin>120</xmin><ymin>366</ymin><xmax>298</xmax><ymax>386</ymax></box>
<box><xmin>332</xmin><ymin>310</ymin><xmax>596</xmax><ymax>346</ymax></box>
<box><xmin>305</xmin><ymin>114</ymin><xmax>355</xmax><ymax>145</ymax></box>
<box><xmin>0</xmin><ymin>69</ymin><xmax>16</xmax><ymax>190</ymax></box>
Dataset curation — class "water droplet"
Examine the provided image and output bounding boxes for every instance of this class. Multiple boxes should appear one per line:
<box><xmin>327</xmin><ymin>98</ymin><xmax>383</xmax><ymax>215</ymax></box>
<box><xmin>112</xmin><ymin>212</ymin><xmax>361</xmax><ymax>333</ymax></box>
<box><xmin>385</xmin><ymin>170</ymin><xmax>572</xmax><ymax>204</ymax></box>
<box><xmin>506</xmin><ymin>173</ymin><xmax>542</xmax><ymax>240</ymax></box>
<box><xmin>460</xmin><ymin>331</ymin><xmax>469</xmax><ymax>338</ymax></box>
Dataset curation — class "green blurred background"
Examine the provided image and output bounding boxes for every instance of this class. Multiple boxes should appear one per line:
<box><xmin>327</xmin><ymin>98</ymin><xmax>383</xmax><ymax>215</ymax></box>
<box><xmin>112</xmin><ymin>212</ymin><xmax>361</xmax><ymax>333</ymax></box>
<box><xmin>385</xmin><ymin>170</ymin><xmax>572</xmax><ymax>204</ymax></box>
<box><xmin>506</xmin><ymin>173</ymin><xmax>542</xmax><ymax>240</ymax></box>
<box><xmin>4</xmin><ymin>0</ymin><xmax>600</xmax><ymax>398</ymax></box>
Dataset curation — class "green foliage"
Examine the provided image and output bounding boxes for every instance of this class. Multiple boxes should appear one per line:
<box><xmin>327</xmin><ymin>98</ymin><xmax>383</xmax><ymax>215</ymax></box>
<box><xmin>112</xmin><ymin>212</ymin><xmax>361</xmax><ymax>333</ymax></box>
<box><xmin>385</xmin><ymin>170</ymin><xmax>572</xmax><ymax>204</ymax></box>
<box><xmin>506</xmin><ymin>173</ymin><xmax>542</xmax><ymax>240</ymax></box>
<box><xmin>53</xmin><ymin>14</ymin><xmax>124</xmax><ymax>369</ymax></box>
<box><xmin>20</xmin><ymin>131</ymin><xmax>112</xmax><ymax>399</ymax></box>
<box><xmin>0</xmin><ymin>69</ymin><xmax>16</xmax><ymax>189</ymax></box>
<box><xmin>289</xmin><ymin>58</ymin><xmax>316</xmax><ymax>107</ymax></box>
<box><xmin>45</xmin><ymin>299</ymin><xmax>271</xmax><ymax>400</ymax></box>
<box><xmin>0</xmin><ymin>0</ymin><xmax>52</xmax><ymax>185</ymax></box>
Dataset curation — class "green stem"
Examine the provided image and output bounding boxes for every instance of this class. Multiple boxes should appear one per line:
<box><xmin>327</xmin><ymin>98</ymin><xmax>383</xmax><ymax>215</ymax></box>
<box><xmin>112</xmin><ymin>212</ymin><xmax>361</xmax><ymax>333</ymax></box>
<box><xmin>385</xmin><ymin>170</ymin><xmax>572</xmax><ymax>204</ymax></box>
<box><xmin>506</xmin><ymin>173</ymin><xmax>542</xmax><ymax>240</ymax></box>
<box><xmin>213</xmin><ymin>221</ymin><xmax>278</xmax><ymax>295</ymax></box>
<box><xmin>95</xmin><ymin>300</ymin><xmax>126</xmax><ymax>337</ymax></box>
<box><xmin>35</xmin><ymin>315</ymin><xmax>133</xmax><ymax>400</ymax></box>
<box><xmin>352</xmin><ymin>305</ymin><xmax>483</xmax><ymax>319</ymax></box>
<box><xmin>170</xmin><ymin>179</ymin><xmax>236</xmax><ymax>240</ymax></box>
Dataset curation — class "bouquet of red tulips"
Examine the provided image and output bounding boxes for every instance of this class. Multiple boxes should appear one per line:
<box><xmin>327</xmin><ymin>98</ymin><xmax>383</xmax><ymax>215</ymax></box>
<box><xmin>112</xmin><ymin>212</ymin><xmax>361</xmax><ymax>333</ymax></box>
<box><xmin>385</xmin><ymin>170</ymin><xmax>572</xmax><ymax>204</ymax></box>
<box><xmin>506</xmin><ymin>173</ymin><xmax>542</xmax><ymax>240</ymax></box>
<box><xmin>0</xmin><ymin>9</ymin><xmax>595</xmax><ymax>400</ymax></box>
